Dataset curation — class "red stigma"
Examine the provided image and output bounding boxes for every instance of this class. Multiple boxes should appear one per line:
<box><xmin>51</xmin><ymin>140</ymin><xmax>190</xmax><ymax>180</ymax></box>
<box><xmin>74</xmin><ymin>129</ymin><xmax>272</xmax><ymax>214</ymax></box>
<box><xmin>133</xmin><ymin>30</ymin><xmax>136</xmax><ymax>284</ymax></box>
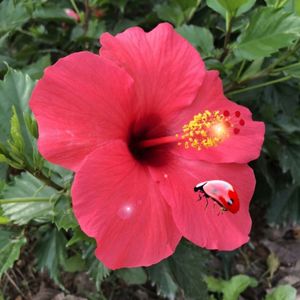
<box><xmin>234</xmin><ymin>128</ymin><xmax>240</xmax><ymax>135</ymax></box>
<box><xmin>223</xmin><ymin>110</ymin><xmax>230</xmax><ymax>117</ymax></box>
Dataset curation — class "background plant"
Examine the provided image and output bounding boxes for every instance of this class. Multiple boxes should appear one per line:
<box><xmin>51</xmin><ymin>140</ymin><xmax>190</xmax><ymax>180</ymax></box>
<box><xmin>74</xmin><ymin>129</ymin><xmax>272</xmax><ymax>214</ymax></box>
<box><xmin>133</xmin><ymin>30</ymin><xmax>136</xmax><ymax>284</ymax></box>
<box><xmin>0</xmin><ymin>0</ymin><xmax>299</xmax><ymax>299</ymax></box>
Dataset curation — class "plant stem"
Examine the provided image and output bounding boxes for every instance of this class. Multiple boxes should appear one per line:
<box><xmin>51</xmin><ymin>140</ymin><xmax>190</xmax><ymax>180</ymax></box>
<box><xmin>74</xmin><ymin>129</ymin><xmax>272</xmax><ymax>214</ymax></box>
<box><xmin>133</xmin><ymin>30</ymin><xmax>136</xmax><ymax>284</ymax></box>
<box><xmin>236</xmin><ymin>60</ymin><xmax>246</xmax><ymax>80</ymax></box>
<box><xmin>272</xmin><ymin>61</ymin><xmax>300</xmax><ymax>73</ymax></box>
<box><xmin>264</xmin><ymin>40</ymin><xmax>300</xmax><ymax>72</ymax></box>
<box><xmin>227</xmin><ymin>76</ymin><xmax>292</xmax><ymax>96</ymax></box>
<box><xmin>0</xmin><ymin>197</ymin><xmax>49</xmax><ymax>204</ymax></box>
<box><xmin>225</xmin><ymin>39</ymin><xmax>300</xmax><ymax>93</ymax></box>
<box><xmin>220</xmin><ymin>13</ymin><xmax>233</xmax><ymax>62</ymax></box>
<box><xmin>83</xmin><ymin>0</ymin><xmax>90</xmax><ymax>33</ymax></box>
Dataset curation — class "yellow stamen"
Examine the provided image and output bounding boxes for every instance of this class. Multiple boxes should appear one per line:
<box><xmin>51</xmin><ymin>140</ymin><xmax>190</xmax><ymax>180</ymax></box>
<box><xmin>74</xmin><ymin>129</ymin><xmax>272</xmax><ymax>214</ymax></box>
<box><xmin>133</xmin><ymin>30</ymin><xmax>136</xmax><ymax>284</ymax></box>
<box><xmin>178</xmin><ymin>110</ymin><xmax>231</xmax><ymax>150</ymax></box>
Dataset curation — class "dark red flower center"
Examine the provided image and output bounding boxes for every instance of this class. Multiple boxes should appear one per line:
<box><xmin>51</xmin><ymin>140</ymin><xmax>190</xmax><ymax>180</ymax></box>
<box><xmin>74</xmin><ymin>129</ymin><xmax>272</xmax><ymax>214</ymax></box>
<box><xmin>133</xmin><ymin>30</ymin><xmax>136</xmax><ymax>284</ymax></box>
<box><xmin>128</xmin><ymin>114</ymin><xmax>172</xmax><ymax>167</ymax></box>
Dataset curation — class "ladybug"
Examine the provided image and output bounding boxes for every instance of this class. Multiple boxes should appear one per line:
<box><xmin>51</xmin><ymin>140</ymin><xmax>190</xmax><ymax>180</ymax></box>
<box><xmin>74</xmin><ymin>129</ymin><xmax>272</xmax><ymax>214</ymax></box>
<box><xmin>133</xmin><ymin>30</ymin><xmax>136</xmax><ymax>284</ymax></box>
<box><xmin>194</xmin><ymin>180</ymin><xmax>240</xmax><ymax>214</ymax></box>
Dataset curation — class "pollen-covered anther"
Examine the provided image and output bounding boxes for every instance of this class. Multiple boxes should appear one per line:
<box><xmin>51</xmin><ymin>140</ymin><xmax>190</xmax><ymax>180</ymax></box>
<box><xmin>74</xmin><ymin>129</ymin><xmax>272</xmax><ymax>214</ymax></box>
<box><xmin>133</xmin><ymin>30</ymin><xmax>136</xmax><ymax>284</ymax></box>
<box><xmin>179</xmin><ymin>110</ymin><xmax>232</xmax><ymax>150</ymax></box>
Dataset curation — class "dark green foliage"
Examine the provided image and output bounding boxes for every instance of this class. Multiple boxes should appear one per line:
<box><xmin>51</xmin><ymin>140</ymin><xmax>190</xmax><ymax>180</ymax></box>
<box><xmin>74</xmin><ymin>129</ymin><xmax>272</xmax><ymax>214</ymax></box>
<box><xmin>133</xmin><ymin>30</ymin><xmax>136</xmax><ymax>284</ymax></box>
<box><xmin>0</xmin><ymin>68</ymin><xmax>35</xmax><ymax>152</ymax></box>
<box><xmin>53</xmin><ymin>195</ymin><xmax>78</xmax><ymax>230</ymax></box>
<box><xmin>234</xmin><ymin>7</ymin><xmax>300</xmax><ymax>59</ymax></box>
<box><xmin>0</xmin><ymin>0</ymin><xmax>299</xmax><ymax>298</ymax></box>
<box><xmin>148</xmin><ymin>242</ymin><xmax>210</xmax><ymax>299</ymax></box>
<box><xmin>148</xmin><ymin>261</ymin><xmax>178</xmax><ymax>298</ymax></box>
<box><xmin>83</xmin><ymin>244</ymin><xmax>111</xmax><ymax>291</ymax></box>
<box><xmin>0</xmin><ymin>228</ymin><xmax>26</xmax><ymax>279</ymax></box>
<box><xmin>35</xmin><ymin>226</ymin><xmax>67</xmax><ymax>283</ymax></box>
<box><xmin>0</xmin><ymin>0</ymin><xmax>30</xmax><ymax>34</ymax></box>
<box><xmin>176</xmin><ymin>25</ymin><xmax>215</xmax><ymax>58</ymax></box>
<box><xmin>207</xmin><ymin>0</ymin><xmax>256</xmax><ymax>18</ymax></box>
<box><xmin>1</xmin><ymin>172</ymin><xmax>55</xmax><ymax>225</ymax></box>
<box><xmin>116</xmin><ymin>268</ymin><xmax>148</xmax><ymax>285</ymax></box>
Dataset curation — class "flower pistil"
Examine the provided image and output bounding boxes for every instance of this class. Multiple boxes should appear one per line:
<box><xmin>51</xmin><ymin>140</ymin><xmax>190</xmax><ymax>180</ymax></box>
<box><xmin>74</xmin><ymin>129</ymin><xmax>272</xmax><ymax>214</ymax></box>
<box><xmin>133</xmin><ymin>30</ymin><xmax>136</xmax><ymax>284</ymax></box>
<box><xmin>137</xmin><ymin>109</ymin><xmax>246</xmax><ymax>151</ymax></box>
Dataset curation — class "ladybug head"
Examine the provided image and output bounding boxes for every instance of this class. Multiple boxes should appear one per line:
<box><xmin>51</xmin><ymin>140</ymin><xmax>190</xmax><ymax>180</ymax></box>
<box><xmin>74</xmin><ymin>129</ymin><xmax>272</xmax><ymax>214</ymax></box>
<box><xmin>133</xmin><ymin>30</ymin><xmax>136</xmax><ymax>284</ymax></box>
<box><xmin>225</xmin><ymin>190</ymin><xmax>240</xmax><ymax>213</ymax></box>
<box><xmin>217</xmin><ymin>189</ymin><xmax>239</xmax><ymax>214</ymax></box>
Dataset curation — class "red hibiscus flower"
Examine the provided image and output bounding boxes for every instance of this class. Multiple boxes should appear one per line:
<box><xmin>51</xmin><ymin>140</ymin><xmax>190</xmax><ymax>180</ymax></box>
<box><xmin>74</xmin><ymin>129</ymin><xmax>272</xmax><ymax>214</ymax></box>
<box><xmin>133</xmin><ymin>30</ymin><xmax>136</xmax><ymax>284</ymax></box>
<box><xmin>30</xmin><ymin>23</ymin><xmax>265</xmax><ymax>269</ymax></box>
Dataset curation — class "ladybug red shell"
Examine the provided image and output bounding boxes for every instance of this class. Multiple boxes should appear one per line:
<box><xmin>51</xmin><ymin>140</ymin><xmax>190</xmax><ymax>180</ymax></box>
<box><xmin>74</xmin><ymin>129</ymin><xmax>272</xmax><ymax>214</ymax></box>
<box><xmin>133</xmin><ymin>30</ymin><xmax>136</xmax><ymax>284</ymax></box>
<box><xmin>194</xmin><ymin>180</ymin><xmax>240</xmax><ymax>214</ymax></box>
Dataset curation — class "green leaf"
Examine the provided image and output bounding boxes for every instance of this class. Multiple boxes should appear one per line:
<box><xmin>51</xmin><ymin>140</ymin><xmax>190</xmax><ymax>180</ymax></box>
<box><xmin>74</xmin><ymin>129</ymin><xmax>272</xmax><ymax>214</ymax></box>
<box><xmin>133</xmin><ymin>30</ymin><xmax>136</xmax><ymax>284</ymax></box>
<box><xmin>116</xmin><ymin>268</ymin><xmax>147</xmax><ymax>285</ymax></box>
<box><xmin>169</xmin><ymin>242</ymin><xmax>209</xmax><ymax>299</ymax></box>
<box><xmin>87</xmin><ymin>256</ymin><xmax>110</xmax><ymax>291</ymax></box>
<box><xmin>86</xmin><ymin>20</ymin><xmax>106</xmax><ymax>40</ymax></box>
<box><xmin>234</xmin><ymin>7</ymin><xmax>300</xmax><ymax>60</ymax></box>
<box><xmin>0</xmin><ymin>190</ymin><xmax>10</xmax><ymax>224</ymax></box>
<box><xmin>205</xmin><ymin>276</ymin><xmax>224</xmax><ymax>292</ymax></box>
<box><xmin>176</xmin><ymin>0</ymin><xmax>202</xmax><ymax>21</ymax></box>
<box><xmin>207</xmin><ymin>0</ymin><xmax>256</xmax><ymax>18</ymax></box>
<box><xmin>205</xmin><ymin>275</ymin><xmax>258</xmax><ymax>300</ymax></box>
<box><xmin>267</xmin><ymin>185</ymin><xmax>300</xmax><ymax>223</ymax></box>
<box><xmin>0</xmin><ymin>164</ymin><xmax>7</xmax><ymax>180</ymax></box>
<box><xmin>71</xmin><ymin>21</ymin><xmax>106</xmax><ymax>42</ymax></box>
<box><xmin>155</xmin><ymin>2</ymin><xmax>185</xmax><ymax>27</ymax></box>
<box><xmin>66</xmin><ymin>227</ymin><xmax>92</xmax><ymax>247</ymax></box>
<box><xmin>267</xmin><ymin>252</ymin><xmax>280</xmax><ymax>279</ymax></box>
<box><xmin>148</xmin><ymin>243</ymin><xmax>212</xmax><ymax>299</ymax></box>
<box><xmin>0</xmin><ymin>107</ymin><xmax>30</xmax><ymax>170</ymax></box>
<box><xmin>6</xmin><ymin>106</ymin><xmax>26</xmax><ymax>168</ymax></box>
<box><xmin>53</xmin><ymin>195</ymin><xmax>78</xmax><ymax>230</ymax></box>
<box><xmin>217</xmin><ymin>0</ymin><xmax>254</xmax><ymax>16</ymax></box>
<box><xmin>0</xmin><ymin>67</ymin><xmax>35</xmax><ymax>141</ymax></box>
<box><xmin>0</xmin><ymin>194</ymin><xmax>9</xmax><ymax>224</ymax></box>
<box><xmin>0</xmin><ymin>217</ymin><xmax>9</xmax><ymax>225</ymax></box>
<box><xmin>281</xmin><ymin>62</ymin><xmax>300</xmax><ymax>78</ymax></box>
<box><xmin>0</xmin><ymin>67</ymin><xmax>35</xmax><ymax>163</ymax></box>
<box><xmin>84</xmin><ymin>245</ymin><xmax>110</xmax><ymax>291</ymax></box>
<box><xmin>148</xmin><ymin>261</ymin><xmax>178</xmax><ymax>299</ymax></box>
<box><xmin>63</xmin><ymin>255</ymin><xmax>86</xmax><ymax>273</ymax></box>
<box><xmin>42</xmin><ymin>161</ymin><xmax>73</xmax><ymax>190</ymax></box>
<box><xmin>22</xmin><ymin>55</ymin><xmax>51</xmax><ymax>80</ymax></box>
<box><xmin>265</xmin><ymin>284</ymin><xmax>297</xmax><ymax>300</ymax></box>
<box><xmin>35</xmin><ymin>226</ymin><xmax>67</xmax><ymax>283</ymax></box>
<box><xmin>0</xmin><ymin>181</ymin><xmax>5</xmax><ymax>197</ymax></box>
<box><xmin>88</xmin><ymin>259</ymin><xmax>110</xmax><ymax>291</ymax></box>
<box><xmin>279</xmin><ymin>143</ymin><xmax>300</xmax><ymax>183</ymax></box>
<box><xmin>176</xmin><ymin>25</ymin><xmax>214</xmax><ymax>57</ymax></box>
<box><xmin>110</xmin><ymin>0</ymin><xmax>129</xmax><ymax>13</ymax></box>
<box><xmin>265</xmin><ymin>0</ymin><xmax>289</xmax><ymax>8</ymax></box>
<box><xmin>295</xmin><ymin>0</ymin><xmax>300</xmax><ymax>15</ymax></box>
<box><xmin>112</xmin><ymin>19</ymin><xmax>139</xmax><ymax>34</ymax></box>
<box><xmin>155</xmin><ymin>0</ymin><xmax>201</xmax><ymax>27</ymax></box>
<box><xmin>0</xmin><ymin>228</ymin><xmax>26</xmax><ymax>279</ymax></box>
<box><xmin>0</xmin><ymin>0</ymin><xmax>30</xmax><ymax>35</ymax></box>
<box><xmin>239</xmin><ymin>58</ymin><xmax>264</xmax><ymax>81</ymax></box>
<box><xmin>1</xmin><ymin>172</ymin><xmax>55</xmax><ymax>225</ymax></box>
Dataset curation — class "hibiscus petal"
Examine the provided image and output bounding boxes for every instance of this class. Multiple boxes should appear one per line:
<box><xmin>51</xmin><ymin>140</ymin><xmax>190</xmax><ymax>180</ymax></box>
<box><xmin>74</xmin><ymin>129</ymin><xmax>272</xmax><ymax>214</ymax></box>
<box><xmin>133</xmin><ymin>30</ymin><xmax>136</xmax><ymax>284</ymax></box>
<box><xmin>30</xmin><ymin>51</ymin><xmax>135</xmax><ymax>171</ymax></box>
<box><xmin>72</xmin><ymin>141</ymin><xmax>181</xmax><ymax>269</ymax></box>
<box><xmin>150</xmin><ymin>158</ymin><xmax>255</xmax><ymax>250</ymax></box>
<box><xmin>170</xmin><ymin>71</ymin><xmax>265</xmax><ymax>163</ymax></box>
<box><xmin>100</xmin><ymin>23</ymin><xmax>205</xmax><ymax>116</ymax></box>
